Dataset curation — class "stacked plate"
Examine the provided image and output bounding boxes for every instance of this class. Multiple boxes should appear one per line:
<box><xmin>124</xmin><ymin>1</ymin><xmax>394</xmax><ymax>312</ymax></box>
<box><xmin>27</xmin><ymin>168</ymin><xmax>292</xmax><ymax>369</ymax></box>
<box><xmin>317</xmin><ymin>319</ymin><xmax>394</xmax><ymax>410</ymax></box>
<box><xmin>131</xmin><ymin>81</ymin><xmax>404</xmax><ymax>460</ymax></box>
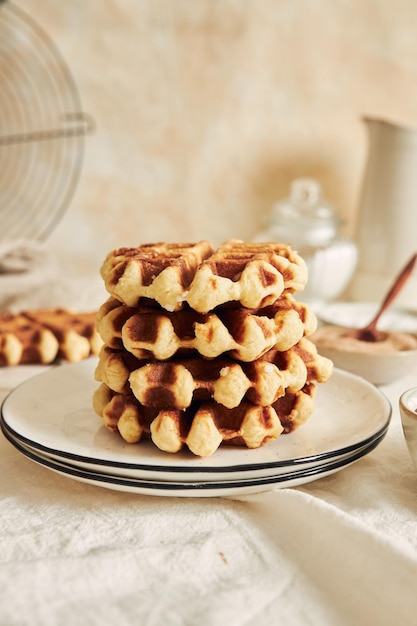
<box><xmin>0</xmin><ymin>359</ymin><xmax>391</xmax><ymax>497</ymax></box>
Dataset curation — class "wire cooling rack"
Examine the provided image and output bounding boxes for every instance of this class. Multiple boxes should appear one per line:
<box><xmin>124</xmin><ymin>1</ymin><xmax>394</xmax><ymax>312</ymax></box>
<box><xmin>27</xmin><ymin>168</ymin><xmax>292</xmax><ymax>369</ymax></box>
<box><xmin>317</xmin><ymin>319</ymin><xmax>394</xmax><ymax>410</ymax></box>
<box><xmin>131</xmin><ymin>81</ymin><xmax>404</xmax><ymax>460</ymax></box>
<box><xmin>0</xmin><ymin>0</ymin><xmax>94</xmax><ymax>241</ymax></box>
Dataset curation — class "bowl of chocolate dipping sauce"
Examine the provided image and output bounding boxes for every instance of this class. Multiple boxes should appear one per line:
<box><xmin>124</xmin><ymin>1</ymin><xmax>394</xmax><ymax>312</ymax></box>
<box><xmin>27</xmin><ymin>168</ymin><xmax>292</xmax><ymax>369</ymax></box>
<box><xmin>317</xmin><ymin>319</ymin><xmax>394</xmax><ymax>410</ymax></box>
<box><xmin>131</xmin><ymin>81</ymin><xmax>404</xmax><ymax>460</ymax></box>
<box><xmin>312</xmin><ymin>253</ymin><xmax>417</xmax><ymax>385</ymax></box>
<box><xmin>311</xmin><ymin>322</ymin><xmax>417</xmax><ymax>385</ymax></box>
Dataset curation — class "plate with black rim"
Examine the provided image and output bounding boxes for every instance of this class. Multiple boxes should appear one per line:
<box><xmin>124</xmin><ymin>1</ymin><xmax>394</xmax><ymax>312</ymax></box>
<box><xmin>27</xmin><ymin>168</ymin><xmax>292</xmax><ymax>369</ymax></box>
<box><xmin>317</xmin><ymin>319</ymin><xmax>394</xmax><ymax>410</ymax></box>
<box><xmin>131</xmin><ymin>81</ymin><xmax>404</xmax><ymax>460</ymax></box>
<box><xmin>0</xmin><ymin>359</ymin><xmax>391</xmax><ymax>483</ymax></box>
<box><xmin>2</xmin><ymin>422</ymin><xmax>388</xmax><ymax>497</ymax></box>
<box><xmin>1</xmin><ymin>413</ymin><xmax>389</xmax><ymax>483</ymax></box>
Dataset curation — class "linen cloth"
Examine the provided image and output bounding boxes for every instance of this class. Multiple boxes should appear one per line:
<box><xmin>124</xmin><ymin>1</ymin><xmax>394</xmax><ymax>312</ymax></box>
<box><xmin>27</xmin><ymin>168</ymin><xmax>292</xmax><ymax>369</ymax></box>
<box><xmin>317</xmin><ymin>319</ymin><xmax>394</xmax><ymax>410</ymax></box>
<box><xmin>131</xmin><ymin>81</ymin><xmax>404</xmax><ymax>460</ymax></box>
<box><xmin>1</xmin><ymin>246</ymin><xmax>417</xmax><ymax>626</ymax></box>
<box><xmin>0</xmin><ymin>239</ymin><xmax>106</xmax><ymax>312</ymax></box>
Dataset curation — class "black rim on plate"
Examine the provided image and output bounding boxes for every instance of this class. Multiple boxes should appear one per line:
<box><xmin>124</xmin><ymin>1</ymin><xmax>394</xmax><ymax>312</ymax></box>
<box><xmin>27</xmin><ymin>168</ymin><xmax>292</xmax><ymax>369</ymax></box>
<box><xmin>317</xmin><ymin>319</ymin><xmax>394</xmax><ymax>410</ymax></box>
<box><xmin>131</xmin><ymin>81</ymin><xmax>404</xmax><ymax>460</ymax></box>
<box><xmin>0</xmin><ymin>0</ymin><xmax>94</xmax><ymax>241</ymax></box>
<box><xmin>1</xmin><ymin>420</ymin><xmax>388</xmax><ymax>492</ymax></box>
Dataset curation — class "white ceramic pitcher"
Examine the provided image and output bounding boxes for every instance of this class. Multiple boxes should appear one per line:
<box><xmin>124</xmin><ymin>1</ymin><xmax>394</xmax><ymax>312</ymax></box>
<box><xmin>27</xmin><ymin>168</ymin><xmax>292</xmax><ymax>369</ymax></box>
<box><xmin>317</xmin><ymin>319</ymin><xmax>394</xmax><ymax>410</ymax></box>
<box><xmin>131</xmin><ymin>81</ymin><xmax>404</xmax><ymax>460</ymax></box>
<box><xmin>350</xmin><ymin>117</ymin><xmax>417</xmax><ymax>309</ymax></box>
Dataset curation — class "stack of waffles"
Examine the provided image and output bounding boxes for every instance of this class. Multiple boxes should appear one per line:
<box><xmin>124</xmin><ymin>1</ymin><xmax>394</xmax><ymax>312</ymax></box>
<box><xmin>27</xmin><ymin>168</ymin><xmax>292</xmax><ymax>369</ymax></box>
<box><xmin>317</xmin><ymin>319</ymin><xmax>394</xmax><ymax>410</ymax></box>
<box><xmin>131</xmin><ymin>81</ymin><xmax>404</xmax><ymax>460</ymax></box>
<box><xmin>93</xmin><ymin>240</ymin><xmax>333</xmax><ymax>457</ymax></box>
<box><xmin>0</xmin><ymin>309</ymin><xmax>102</xmax><ymax>366</ymax></box>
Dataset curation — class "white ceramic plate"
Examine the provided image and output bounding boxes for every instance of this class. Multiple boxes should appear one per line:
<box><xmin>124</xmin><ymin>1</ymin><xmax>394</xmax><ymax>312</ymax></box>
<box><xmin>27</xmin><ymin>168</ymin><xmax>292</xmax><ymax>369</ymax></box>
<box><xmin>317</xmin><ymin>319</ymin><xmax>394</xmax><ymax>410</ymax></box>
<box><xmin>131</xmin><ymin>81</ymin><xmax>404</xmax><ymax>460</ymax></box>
<box><xmin>318</xmin><ymin>301</ymin><xmax>417</xmax><ymax>332</ymax></box>
<box><xmin>1</xmin><ymin>415</ymin><xmax>388</xmax><ymax>481</ymax></box>
<box><xmin>2</xmin><ymin>424</ymin><xmax>387</xmax><ymax>497</ymax></box>
<box><xmin>0</xmin><ymin>359</ymin><xmax>391</xmax><ymax>483</ymax></box>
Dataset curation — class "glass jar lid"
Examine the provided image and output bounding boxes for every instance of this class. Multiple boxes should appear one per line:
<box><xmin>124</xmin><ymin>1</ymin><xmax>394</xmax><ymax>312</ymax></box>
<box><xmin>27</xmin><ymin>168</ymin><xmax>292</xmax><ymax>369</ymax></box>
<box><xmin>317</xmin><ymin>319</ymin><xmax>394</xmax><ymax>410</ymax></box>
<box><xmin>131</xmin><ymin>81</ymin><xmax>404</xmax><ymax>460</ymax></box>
<box><xmin>268</xmin><ymin>178</ymin><xmax>341</xmax><ymax>247</ymax></box>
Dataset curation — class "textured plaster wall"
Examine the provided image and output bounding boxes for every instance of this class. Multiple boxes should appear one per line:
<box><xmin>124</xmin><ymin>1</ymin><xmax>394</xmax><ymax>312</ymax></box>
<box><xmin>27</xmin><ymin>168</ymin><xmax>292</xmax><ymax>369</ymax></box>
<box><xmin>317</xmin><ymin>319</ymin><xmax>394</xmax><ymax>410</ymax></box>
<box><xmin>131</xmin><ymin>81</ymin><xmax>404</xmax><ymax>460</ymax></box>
<box><xmin>11</xmin><ymin>0</ymin><xmax>417</xmax><ymax>277</ymax></box>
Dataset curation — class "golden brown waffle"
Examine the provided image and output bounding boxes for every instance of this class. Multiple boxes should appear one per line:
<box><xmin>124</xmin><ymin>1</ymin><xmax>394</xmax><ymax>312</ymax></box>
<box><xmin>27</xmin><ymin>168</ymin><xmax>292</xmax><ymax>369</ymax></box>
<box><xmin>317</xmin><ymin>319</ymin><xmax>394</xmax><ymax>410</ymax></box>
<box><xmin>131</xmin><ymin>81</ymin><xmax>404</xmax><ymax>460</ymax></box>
<box><xmin>95</xmin><ymin>337</ymin><xmax>332</xmax><ymax>410</ymax></box>
<box><xmin>100</xmin><ymin>240</ymin><xmax>308</xmax><ymax>312</ymax></box>
<box><xmin>95</xmin><ymin>239</ymin><xmax>333</xmax><ymax>457</ymax></box>
<box><xmin>0</xmin><ymin>308</ymin><xmax>102</xmax><ymax>365</ymax></box>
<box><xmin>185</xmin><ymin>240</ymin><xmax>308</xmax><ymax>313</ymax></box>
<box><xmin>100</xmin><ymin>241</ymin><xmax>214</xmax><ymax>311</ymax></box>
<box><xmin>94</xmin><ymin>297</ymin><xmax>137</xmax><ymax>350</ymax></box>
<box><xmin>0</xmin><ymin>311</ymin><xmax>59</xmax><ymax>366</ymax></box>
<box><xmin>96</xmin><ymin>295</ymin><xmax>318</xmax><ymax>361</ymax></box>
<box><xmin>94</xmin><ymin>345</ymin><xmax>143</xmax><ymax>393</ymax></box>
<box><xmin>291</xmin><ymin>336</ymin><xmax>334</xmax><ymax>384</ymax></box>
<box><xmin>93</xmin><ymin>383</ymin><xmax>285</xmax><ymax>456</ymax></box>
<box><xmin>273</xmin><ymin>382</ymin><xmax>317</xmax><ymax>433</ymax></box>
<box><xmin>95</xmin><ymin>346</ymin><xmax>304</xmax><ymax>409</ymax></box>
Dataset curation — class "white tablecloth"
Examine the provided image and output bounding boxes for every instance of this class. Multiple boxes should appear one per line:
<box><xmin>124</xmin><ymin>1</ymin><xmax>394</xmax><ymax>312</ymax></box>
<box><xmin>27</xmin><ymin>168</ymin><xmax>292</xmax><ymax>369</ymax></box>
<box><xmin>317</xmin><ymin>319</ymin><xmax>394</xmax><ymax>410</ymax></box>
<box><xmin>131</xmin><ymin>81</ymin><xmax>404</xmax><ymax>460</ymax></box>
<box><xmin>1</xmin><ymin>366</ymin><xmax>417</xmax><ymax>626</ymax></box>
<box><xmin>1</xmin><ymin>246</ymin><xmax>417</xmax><ymax>625</ymax></box>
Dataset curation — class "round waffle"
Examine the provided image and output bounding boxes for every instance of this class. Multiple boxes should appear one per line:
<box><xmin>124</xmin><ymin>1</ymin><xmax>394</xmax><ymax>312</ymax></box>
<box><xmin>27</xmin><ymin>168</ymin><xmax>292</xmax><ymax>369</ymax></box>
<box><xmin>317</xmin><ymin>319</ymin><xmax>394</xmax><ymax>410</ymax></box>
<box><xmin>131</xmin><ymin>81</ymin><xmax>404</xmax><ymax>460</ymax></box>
<box><xmin>0</xmin><ymin>308</ymin><xmax>102</xmax><ymax>365</ymax></box>
<box><xmin>93</xmin><ymin>383</ymin><xmax>285</xmax><ymax>457</ymax></box>
<box><xmin>96</xmin><ymin>295</ymin><xmax>317</xmax><ymax>362</ymax></box>
<box><xmin>100</xmin><ymin>241</ymin><xmax>214</xmax><ymax>311</ymax></box>
<box><xmin>95</xmin><ymin>337</ymin><xmax>332</xmax><ymax>410</ymax></box>
<box><xmin>101</xmin><ymin>240</ymin><xmax>308</xmax><ymax>312</ymax></box>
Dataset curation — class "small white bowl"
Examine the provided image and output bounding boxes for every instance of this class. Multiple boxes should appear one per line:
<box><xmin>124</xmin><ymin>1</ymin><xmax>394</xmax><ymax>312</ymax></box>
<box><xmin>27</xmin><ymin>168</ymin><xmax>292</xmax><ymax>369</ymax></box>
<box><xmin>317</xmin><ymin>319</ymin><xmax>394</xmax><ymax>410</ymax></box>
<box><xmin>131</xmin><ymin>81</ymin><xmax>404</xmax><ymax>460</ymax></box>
<box><xmin>399</xmin><ymin>387</ymin><xmax>417</xmax><ymax>469</ymax></box>
<box><xmin>311</xmin><ymin>325</ymin><xmax>417</xmax><ymax>385</ymax></box>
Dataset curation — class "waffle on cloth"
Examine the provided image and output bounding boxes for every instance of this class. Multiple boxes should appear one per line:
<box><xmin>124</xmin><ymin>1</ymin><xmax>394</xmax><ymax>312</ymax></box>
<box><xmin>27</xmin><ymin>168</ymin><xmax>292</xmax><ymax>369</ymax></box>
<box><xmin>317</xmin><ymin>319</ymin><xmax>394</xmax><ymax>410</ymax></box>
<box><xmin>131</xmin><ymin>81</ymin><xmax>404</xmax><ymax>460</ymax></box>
<box><xmin>101</xmin><ymin>239</ymin><xmax>308</xmax><ymax>312</ymax></box>
<box><xmin>94</xmin><ymin>240</ymin><xmax>333</xmax><ymax>456</ymax></box>
<box><xmin>0</xmin><ymin>309</ymin><xmax>102</xmax><ymax>365</ymax></box>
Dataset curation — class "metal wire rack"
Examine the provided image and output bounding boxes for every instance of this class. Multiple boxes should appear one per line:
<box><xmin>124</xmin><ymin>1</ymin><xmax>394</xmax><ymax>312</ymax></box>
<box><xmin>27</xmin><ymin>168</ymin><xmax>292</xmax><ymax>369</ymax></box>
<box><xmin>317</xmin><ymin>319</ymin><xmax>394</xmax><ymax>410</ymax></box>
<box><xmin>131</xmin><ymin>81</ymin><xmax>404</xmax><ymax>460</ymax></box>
<box><xmin>0</xmin><ymin>0</ymin><xmax>94</xmax><ymax>241</ymax></box>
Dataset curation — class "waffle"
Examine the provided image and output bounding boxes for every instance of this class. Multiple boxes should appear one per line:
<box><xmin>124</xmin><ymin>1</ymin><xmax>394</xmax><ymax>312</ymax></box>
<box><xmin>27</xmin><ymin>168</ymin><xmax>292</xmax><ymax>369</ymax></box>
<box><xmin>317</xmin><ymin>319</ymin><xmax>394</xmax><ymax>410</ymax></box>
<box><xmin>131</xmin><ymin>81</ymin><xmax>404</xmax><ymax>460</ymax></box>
<box><xmin>93</xmin><ymin>383</ymin><xmax>285</xmax><ymax>456</ymax></box>
<box><xmin>96</xmin><ymin>346</ymin><xmax>306</xmax><ymax>409</ymax></box>
<box><xmin>96</xmin><ymin>295</ymin><xmax>318</xmax><ymax>361</ymax></box>
<box><xmin>94</xmin><ymin>297</ymin><xmax>137</xmax><ymax>350</ymax></box>
<box><xmin>95</xmin><ymin>239</ymin><xmax>333</xmax><ymax>457</ymax></box>
<box><xmin>0</xmin><ymin>308</ymin><xmax>102</xmax><ymax>365</ymax></box>
<box><xmin>291</xmin><ymin>336</ymin><xmax>334</xmax><ymax>384</ymax></box>
<box><xmin>100</xmin><ymin>241</ymin><xmax>214</xmax><ymax>311</ymax></box>
<box><xmin>100</xmin><ymin>239</ymin><xmax>308</xmax><ymax>312</ymax></box>
<box><xmin>95</xmin><ymin>337</ymin><xmax>332</xmax><ymax>410</ymax></box>
<box><xmin>0</xmin><ymin>311</ymin><xmax>59</xmax><ymax>366</ymax></box>
<box><xmin>273</xmin><ymin>382</ymin><xmax>317</xmax><ymax>432</ymax></box>
<box><xmin>186</xmin><ymin>240</ymin><xmax>308</xmax><ymax>313</ymax></box>
<box><xmin>94</xmin><ymin>345</ymin><xmax>143</xmax><ymax>393</ymax></box>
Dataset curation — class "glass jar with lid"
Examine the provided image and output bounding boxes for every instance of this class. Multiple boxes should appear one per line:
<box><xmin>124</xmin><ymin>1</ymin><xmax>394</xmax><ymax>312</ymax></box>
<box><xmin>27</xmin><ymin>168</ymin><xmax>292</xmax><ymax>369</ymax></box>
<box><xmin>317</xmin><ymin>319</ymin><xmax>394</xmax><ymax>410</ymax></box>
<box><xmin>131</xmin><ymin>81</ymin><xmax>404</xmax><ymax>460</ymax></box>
<box><xmin>253</xmin><ymin>178</ymin><xmax>357</xmax><ymax>311</ymax></box>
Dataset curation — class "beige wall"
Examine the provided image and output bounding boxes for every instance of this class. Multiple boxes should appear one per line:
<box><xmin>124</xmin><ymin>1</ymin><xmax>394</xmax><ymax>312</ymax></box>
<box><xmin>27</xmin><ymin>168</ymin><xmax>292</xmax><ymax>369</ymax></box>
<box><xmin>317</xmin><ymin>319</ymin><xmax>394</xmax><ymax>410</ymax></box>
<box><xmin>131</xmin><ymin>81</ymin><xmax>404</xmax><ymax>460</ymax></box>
<box><xmin>11</xmin><ymin>0</ymin><xmax>417</xmax><ymax>277</ymax></box>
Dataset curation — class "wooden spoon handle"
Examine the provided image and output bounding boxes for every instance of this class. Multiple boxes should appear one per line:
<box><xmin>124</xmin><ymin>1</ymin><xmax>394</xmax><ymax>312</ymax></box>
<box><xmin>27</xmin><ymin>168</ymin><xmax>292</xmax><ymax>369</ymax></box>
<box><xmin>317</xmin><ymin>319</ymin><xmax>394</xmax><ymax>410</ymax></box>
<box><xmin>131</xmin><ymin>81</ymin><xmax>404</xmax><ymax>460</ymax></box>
<box><xmin>365</xmin><ymin>252</ymin><xmax>417</xmax><ymax>332</ymax></box>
